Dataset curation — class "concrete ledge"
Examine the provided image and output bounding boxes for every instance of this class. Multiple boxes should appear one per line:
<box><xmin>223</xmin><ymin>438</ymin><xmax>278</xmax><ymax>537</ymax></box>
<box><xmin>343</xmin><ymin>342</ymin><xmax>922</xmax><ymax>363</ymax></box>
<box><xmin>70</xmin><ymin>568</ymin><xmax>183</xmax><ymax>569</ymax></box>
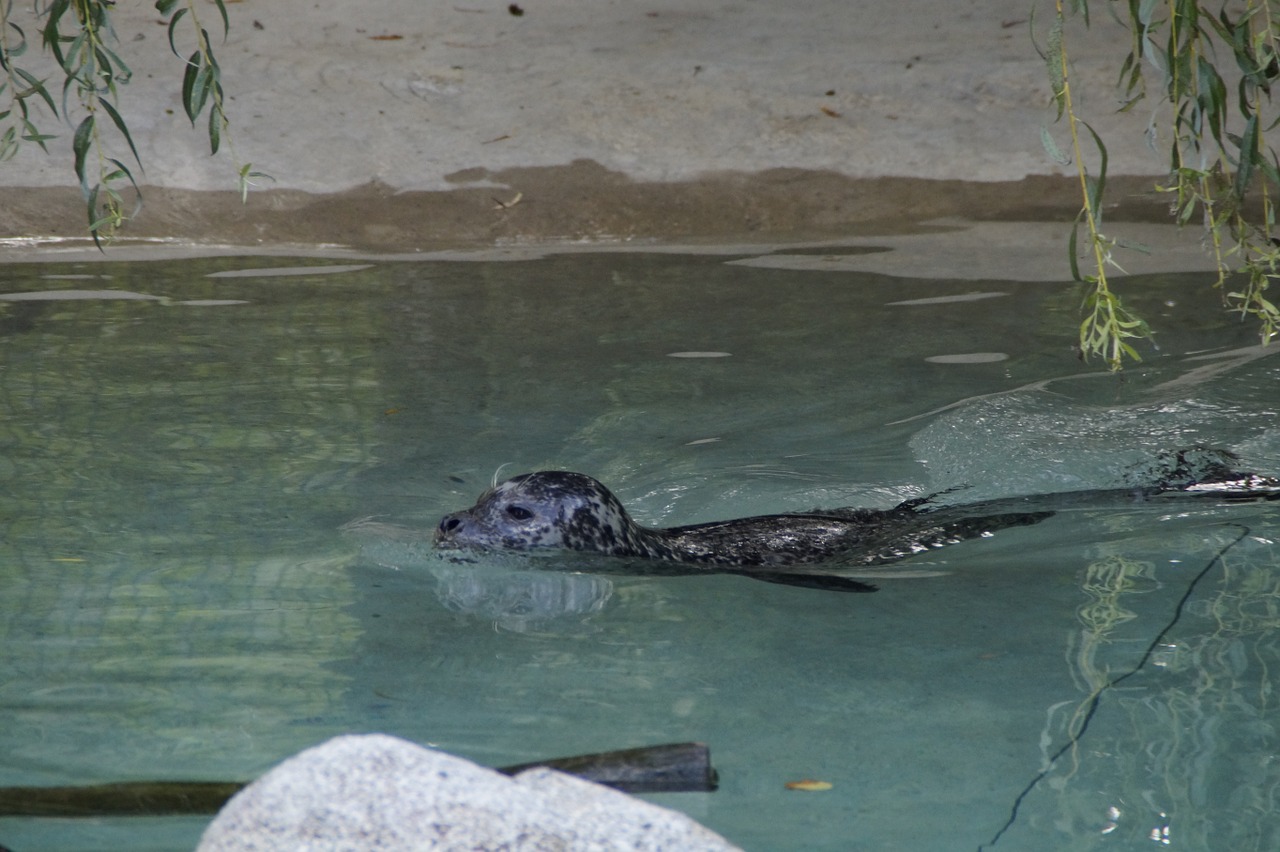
<box><xmin>0</xmin><ymin>168</ymin><xmax>1178</xmax><ymax>260</ymax></box>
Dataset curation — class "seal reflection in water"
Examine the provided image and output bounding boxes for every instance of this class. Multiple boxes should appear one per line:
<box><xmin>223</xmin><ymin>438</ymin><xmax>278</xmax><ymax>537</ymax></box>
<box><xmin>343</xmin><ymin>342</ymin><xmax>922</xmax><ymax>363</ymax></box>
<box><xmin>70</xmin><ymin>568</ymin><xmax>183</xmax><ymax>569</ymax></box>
<box><xmin>436</xmin><ymin>460</ymin><xmax>1280</xmax><ymax>593</ymax></box>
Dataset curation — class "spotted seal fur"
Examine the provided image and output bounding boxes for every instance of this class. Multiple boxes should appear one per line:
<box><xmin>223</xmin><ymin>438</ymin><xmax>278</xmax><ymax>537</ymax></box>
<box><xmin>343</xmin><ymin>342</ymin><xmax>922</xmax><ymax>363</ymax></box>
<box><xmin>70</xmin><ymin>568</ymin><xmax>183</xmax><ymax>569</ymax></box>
<box><xmin>436</xmin><ymin>452</ymin><xmax>1280</xmax><ymax>593</ymax></box>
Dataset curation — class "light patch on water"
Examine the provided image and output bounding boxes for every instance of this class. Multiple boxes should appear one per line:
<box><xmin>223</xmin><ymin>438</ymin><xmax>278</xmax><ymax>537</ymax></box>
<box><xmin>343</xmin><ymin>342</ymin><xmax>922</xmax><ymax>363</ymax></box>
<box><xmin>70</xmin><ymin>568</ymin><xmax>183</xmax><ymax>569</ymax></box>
<box><xmin>925</xmin><ymin>352</ymin><xmax>1009</xmax><ymax>364</ymax></box>
<box><xmin>885</xmin><ymin>370</ymin><xmax>1112</xmax><ymax>425</ymax></box>
<box><xmin>0</xmin><ymin>291</ymin><xmax>249</xmax><ymax>306</ymax></box>
<box><xmin>1150</xmin><ymin>343</ymin><xmax>1280</xmax><ymax>392</ymax></box>
<box><xmin>206</xmin><ymin>264</ymin><xmax>374</xmax><ymax>278</ymax></box>
<box><xmin>0</xmin><ymin>289</ymin><xmax>159</xmax><ymax>301</ymax></box>
<box><xmin>887</xmin><ymin>292</ymin><xmax>1008</xmax><ymax>306</ymax></box>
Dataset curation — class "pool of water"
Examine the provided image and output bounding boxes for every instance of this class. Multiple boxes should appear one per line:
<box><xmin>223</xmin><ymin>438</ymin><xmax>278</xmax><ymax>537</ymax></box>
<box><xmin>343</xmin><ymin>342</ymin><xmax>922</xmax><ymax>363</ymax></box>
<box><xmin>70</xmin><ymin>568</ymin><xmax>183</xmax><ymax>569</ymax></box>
<box><xmin>1</xmin><ymin>249</ymin><xmax>1278</xmax><ymax>851</ymax></box>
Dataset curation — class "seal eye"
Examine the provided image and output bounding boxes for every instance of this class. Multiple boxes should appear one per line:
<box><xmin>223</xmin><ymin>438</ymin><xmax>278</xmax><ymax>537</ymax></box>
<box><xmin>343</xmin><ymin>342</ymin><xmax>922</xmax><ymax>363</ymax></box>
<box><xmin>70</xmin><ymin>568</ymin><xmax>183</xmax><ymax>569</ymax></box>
<box><xmin>506</xmin><ymin>504</ymin><xmax>533</xmax><ymax>521</ymax></box>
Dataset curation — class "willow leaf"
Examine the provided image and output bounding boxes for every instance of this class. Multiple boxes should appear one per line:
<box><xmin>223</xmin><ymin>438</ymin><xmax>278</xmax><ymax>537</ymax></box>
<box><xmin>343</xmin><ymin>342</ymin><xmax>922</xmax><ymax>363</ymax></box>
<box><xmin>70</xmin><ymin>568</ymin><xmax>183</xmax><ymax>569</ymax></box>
<box><xmin>1068</xmin><ymin>211</ymin><xmax>1084</xmax><ymax>282</ymax></box>
<box><xmin>21</xmin><ymin>119</ymin><xmax>56</xmax><ymax>152</ymax></box>
<box><xmin>1237</xmin><ymin>77</ymin><xmax>1255</xmax><ymax>122</ymax></box>
<box><xmin>181</xmin><ymin>49</ymin><xmax>203</xmax><ymax>122</ymax></box>
<box><xmin>40</xmin><ymin>0</ymin><xmax>70</xmax><ymax>62</ymax></box>
<box><xmin>4</xmin><ymin>22</ymin><xmax>27</xmax><ymax>62</ymax></box>
<box><xmin>0</xmin><ymin>126</ymin><xmax>17</xmax><ymax>160</ymax></box>
<box><xmin>1196</xmin><ymin>58</ymin><xmax>1227</xmax><ymax>146</ymax></box>
<box><xmin>105</xmin><ymin>157</ymin><xmax>141</xmax><ymax>202</ymax></box>
<box><xmin>212</xmin><ymin>0</ymin><xmax>230</xmax><ymax>40</ymax></box>
<box><xmin>13</xmin><ymin>68</ymin><xmax>57</xmax><ymax>115</ymax></box>
<box><xmin>1041</xmin><ymin>125</ymin><xmax>1070</xmax><ymax>165</ymax></box>
<box><xmin>1045</xmin><ymin>12</ymin><xmax>1067</xmax><ymax>120</ymax></box>
<box><xmin>237</xmin><ymin>163</ymin><xmax>274</xmax><ymax>202</ymax></box>
<box><xmin>98</xmin><ymin>98</ymin><xmax>141</xmax><ymax>170</ymax></box>
<box><xmin>1203</xmin><ymin>7</ymin><xmax>1236</xmax><ymax>47</ymax></box>
<box><xmin>72</xmin><ymin>114</ymin><xmax>93</xmax><ymax>193</ymax></box>
<box><xmin>208</xmin><ymin>95</ymin><xmax>221</xmax><ymax>154</ymax></box>
<box><xmin>85</xmin><ymin>183</ymin><xmax>99</xmax><ymax>220</ymax></box>
<box><xmin>94</xmin><ymin>47</ymin><xmax>118</xmax><ymax>91</ymax></box>
<box><xmin>189</xmin><ymin>61</ymin><xmax>213</xmax><ymax>121</ymax></box>
<box><xmin>61</xmin><ymin>29</ymin><xmax>89</xmax><ymax>78</ymax></box>
<box><xmin>1081</xmin><ymin>120</ymin><xmax>1108</xmax><ymax>224</ymax></box>
<box><xmin>99</xmin><ymin>44</ymin><xmax>133</xmax><ymax>84</ymax></box>
<box><xmin>166</xmin><ymin>7</ymin><xmax>188</xmax><ymax>57</ymax></box>
<box><xmin>1233</xmin><ymin>113</ymin><xmax>1258</xmax><ymax>200</ymax></box>
<box><xmin>1029</xmin><ymin>2</ymin><xmax>1048</xmax><ymax>60</ymax></box>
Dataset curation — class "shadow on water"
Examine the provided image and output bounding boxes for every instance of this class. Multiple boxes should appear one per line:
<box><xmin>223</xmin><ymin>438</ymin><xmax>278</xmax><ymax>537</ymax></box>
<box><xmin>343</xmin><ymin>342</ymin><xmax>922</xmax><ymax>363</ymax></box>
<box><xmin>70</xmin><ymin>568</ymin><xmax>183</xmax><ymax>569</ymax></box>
<box><xmin>0</xmin><ymin>251</ymin><xmax>1278</xmax><ymax>850</ymax></box>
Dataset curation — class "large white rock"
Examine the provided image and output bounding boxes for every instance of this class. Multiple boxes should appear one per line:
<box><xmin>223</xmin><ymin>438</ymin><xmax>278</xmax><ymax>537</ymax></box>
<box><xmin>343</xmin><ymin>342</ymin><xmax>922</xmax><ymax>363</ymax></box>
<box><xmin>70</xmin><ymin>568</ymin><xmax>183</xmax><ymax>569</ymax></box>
<box><xmin>196</xmin><ymin>733</ymin><xmax>739</xmax><ymax>851</ymax></box>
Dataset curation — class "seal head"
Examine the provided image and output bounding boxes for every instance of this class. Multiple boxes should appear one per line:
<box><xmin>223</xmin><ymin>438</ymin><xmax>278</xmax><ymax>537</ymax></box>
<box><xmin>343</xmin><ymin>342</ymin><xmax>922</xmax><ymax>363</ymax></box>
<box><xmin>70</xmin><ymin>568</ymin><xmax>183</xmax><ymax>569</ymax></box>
<box><xmin>437</xmin><ymin>471</ymin><xmax>662</xmax><ymax>557</ymax></box>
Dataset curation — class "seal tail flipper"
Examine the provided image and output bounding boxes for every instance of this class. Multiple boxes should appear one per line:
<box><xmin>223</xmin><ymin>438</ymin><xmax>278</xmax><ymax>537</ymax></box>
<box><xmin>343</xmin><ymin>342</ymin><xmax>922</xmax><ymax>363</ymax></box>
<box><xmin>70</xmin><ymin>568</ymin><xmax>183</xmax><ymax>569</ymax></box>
<box><xmin>891</xmin><ymin>483</ymin><xmax>973</xmax><ymax>512</ymax></box>
<box><xmin>861</xmin><ymin>510</ymin><xmax>1055</xmax><ymax>564</ymax></box>
<box><xmin>1177</xmin><ymin>474</ymin><xmax>1280</xmax><ymax>500</ymax></box>
<box><xmin>743</xmin><ymin>572</ymin><xmax>878</xmax><ymax>593</ymax></box>
<box><xmin>1126</xmin><ymin>445</ymin><xmax>1280</xmax><ymax>496</ymax></box>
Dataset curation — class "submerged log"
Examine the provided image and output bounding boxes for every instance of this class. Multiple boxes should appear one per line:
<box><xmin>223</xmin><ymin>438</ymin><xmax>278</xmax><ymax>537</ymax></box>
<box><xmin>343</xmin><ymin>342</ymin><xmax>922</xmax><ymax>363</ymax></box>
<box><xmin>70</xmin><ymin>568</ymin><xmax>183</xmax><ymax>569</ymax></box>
<box><xmin>501</xmin><ymin>741</ymin><xmax>718</xmax><ymax>794</ymax></box>
<box><xmin>0</xmin><ymin>741</ymin><xmax>717</xmax><ymax>818</ymax></box>
<box><xmin>0</xmin><ymin>781</ymin><xmax>243</xmax><ymax>817</ymax></box>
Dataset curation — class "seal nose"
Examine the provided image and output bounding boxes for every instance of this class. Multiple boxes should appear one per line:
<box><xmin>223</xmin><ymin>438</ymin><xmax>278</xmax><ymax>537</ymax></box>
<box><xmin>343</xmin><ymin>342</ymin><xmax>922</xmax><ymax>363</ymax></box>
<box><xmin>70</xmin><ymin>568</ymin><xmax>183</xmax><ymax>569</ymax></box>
<box><xmin>437</xmin><ymin>513</ymin><xmax>465</xmax><ymax>540</ymax></box>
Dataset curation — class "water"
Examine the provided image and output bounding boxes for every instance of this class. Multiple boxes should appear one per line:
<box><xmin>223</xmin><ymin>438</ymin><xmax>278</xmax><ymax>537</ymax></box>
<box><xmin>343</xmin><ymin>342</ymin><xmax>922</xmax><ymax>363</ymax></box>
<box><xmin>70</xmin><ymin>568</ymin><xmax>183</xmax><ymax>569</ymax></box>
<box><xmin>1</xmin><ymin>250</ymin><xmax>1278</xmax><ymax>851</ymax></box>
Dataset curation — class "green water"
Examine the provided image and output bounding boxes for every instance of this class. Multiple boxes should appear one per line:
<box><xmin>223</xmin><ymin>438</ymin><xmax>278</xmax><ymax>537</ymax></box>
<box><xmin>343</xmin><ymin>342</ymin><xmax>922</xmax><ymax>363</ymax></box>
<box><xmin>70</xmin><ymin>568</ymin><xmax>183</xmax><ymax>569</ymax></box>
<box><xmin>1</xmin><ymin>251</ymin><xmax>1278</xmax><ymax>851</ymax></box>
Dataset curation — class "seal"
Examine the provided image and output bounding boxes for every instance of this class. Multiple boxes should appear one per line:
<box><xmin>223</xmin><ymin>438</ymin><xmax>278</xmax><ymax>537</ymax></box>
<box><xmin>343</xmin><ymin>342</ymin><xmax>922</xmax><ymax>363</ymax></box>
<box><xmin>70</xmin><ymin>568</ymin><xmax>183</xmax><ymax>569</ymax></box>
<box><xmin>435</xmin><ymin>452</ymin><xmax>1280</xmax><ymax>593</ymax></box>
<box><xmin>434</xmin><ymin>471</ymin><xmax>1051</xmax><ymax>592</ymax></box>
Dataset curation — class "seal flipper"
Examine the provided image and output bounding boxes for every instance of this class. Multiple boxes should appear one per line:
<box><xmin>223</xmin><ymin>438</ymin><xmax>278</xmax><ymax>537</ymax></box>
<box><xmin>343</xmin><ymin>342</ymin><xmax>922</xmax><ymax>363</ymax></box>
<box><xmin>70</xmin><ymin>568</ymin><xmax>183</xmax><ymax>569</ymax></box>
<box><xmin>853</xmin><ymin>509</ymin><xmax>1056</xmax><ymax>564</ymax></box>
<box><xmin>744</xmin><ymin>571</ymin><xmax>878</xmax><ymax>593</ymax></box>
